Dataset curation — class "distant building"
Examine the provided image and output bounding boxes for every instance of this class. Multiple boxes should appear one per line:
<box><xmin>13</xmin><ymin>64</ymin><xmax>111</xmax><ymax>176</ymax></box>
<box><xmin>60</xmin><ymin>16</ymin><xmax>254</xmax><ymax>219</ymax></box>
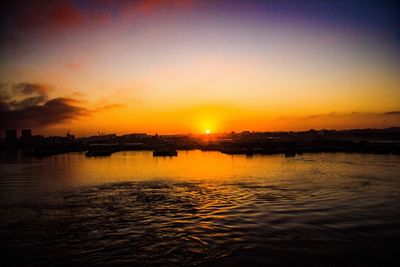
<box><xmin>21</xmin><ymin>129</ymin><xmax>32</xmax><ymax>139</ymax></box>
<box><xmin>5</xmin><ymin>129</ymin><xmax>17</xmax><ymax>142</ymax></box>
<box><xmin>66</xmin><ymin>131</ymin><xmax>75</xmax><ymax>142</ymax></box>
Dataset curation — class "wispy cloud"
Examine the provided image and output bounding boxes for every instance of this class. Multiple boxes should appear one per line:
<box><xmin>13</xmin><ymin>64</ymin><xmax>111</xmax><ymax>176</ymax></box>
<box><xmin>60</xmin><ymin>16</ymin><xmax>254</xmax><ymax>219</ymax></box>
<box><xmin>93</xmin><ymin>103</ymin><xmax>126</xmax><ymax>112</ymax></box>
<box><xmin>287</xmin><ymin>111</ymin><xmax>400</xmax><ymax>121</ymax></box>
<box><xmin>14</xmin><ymin>1</ymin><xmax>83</xmax><ymax>32</ymax></box>
<box><xmin>0</xmin><ymin>0</ymin><xmax>114</xmax><ymax>44</ymax></box>
<box><xmin>1</xmin><ymin>0</ymin><xmax>196</xmax><ymax>40</ymax></box>
<box><xmin>382</xmin><ymin>111</ymin><xmax>400</xmax><ymax>115</ymax></box>
<box><xmin>135</xmin><ymin>0</ymin><xmax>197</xmax><ymax>15</ymax></box>
<box><xmin>65</xmin><ymin>61</ymin><xmax>83</xmax><ymax>70</ymax></box>
<box><xmin>272</xmin><ymin>111</ymin><xmax>400</xmax><ymax>130</ymax></box>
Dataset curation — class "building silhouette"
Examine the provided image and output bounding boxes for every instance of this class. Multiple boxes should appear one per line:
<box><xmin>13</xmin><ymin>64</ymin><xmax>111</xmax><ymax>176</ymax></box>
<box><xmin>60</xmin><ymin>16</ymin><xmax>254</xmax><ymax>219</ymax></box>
<box><xmin>5</xmin><ymin>129</ymin><xmax>17</xmax><ymax>143</ymax></box>
<box><xmin>21</xmin><ymin>129</ymin><xmax>32</xmax><ymax>139</ymax></box>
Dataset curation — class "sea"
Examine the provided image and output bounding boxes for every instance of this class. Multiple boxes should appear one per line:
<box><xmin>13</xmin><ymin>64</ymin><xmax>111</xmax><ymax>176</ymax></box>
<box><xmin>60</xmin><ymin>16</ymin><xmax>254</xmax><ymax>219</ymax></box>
<box><xmin>1</xmin><ymin>150</ymin><xmax>399</xmax><ymax>266</ymax></box>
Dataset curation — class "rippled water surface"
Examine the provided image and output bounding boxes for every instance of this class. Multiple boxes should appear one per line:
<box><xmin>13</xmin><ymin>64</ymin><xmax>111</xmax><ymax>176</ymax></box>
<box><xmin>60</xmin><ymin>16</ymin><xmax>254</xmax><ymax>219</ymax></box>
<box><xmin>1</xmin><ymin>151</ymin><xmax>400</xmax><ymax>266</ymax></box>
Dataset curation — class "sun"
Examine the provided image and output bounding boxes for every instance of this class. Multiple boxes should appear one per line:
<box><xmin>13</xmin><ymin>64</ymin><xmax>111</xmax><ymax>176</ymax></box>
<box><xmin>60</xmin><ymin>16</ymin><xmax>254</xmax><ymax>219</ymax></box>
<box><xmin>205</xmin><ymin>129</ymin><xmax>211</xmax><ymax>134</ymax></box>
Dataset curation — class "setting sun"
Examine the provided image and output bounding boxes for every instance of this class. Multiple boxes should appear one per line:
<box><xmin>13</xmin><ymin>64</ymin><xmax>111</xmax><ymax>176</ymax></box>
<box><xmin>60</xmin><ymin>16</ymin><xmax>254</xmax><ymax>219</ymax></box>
<box><xmin>205</xmin><ymin>129</ymin><xmax>211</xmax><ymax>134</ymax></box>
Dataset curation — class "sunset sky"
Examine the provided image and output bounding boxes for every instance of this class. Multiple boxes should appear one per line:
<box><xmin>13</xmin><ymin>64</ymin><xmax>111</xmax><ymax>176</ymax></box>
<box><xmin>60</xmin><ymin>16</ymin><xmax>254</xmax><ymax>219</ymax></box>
<box><xmin>1</xmin><ymin>0</ymin><xmax>399</xmax><ymax>136</ymax></box>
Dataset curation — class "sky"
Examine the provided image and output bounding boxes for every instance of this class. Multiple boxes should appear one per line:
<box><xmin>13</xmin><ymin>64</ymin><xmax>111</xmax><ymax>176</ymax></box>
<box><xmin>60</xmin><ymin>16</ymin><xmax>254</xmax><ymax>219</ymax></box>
<box><xmin>0</xmin><ymin>0</ymin><xmax>399</xmax><ymax>136</ymax></box>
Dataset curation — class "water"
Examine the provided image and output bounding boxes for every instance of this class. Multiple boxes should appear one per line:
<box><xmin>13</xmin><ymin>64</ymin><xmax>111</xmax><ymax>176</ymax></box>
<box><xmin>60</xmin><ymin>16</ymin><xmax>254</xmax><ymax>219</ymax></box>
<box><xmin>1</xmin><ymin>151</ymin><xmax>400</xmax><ymax>266</ymax></box>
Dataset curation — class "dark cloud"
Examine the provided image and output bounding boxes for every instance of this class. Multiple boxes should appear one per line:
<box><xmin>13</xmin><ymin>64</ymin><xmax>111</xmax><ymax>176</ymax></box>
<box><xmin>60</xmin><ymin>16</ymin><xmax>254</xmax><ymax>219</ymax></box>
<box><xmin>13</xmin><ymin>82</ymin><xmax>48</xmax><ymax>95</ymax></box>
<box><xmin>0</xmin><ymin>83</ymin><xmax>87</xmax><ymax>129</ymax></box>
<box><xmin>3</xmin><ymin>83</ymin><xmax>49</xmax><ymax>110</ymax></box>
<box><xmin>8</xmin><ymin>95</ymin><xmax>48</xmax><ymax>110</ymax></box>
<box><xmin>382</xmin><ymin>111</ymin><xmax>400</xmax><ymax>115</ymax></box>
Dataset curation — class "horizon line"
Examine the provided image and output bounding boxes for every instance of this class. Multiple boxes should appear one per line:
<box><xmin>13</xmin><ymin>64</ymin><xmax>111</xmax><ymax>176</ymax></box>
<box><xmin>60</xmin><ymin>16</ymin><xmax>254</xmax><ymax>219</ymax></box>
<box><xmin>2</xmin><ymin>126</ymin><xmax>400</xmax><ymax>138</ymax></box>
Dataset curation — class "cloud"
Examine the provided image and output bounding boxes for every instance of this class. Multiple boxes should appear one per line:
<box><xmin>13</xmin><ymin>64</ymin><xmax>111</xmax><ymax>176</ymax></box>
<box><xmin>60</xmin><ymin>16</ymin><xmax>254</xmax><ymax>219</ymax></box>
<box><xmin>94</xmin><ymin>103</ymin><xmax>126</xmax><ymax>112</ymax></box>
<box><xmin>65</xmin><ymin>61</ymin><xmax>83</xmax><ymax>70</ymax></box>
<box><xmin>135</xmin><ymin>0</ymin><xmax>197</xmax><ymax>15</ymax></box>
<box><xmin>119</xmin><ymin>0</ymin><xmax>198</xmax><ymax>21</ymax></box>
<box><xmin>273</xmin><ymin>111</ymin><xmax>400</xmax><ymax>130</ymax></box>
<box><xmin>0</xmin><ymin>0</ymin><xmax>112</xmax><ymax>41</ymax></box>
<box><xmin>12</xmin><ymin>0</ymin><xmax>83</xmax><ymax>32</ymax></box>
<box><xmin>13</xmin><ymin>82</ymin><xmax>49</xmax><ymax>95</ymax></box>
<box><xmin>295</xmin><ymin>111</ymin><xmax>400</xmax><ymax>121</ymax></box>
<box><xmin>0</xmin><ymin>83</ymin><xmax>87</xmax><ymax>129</ymax></box>
<box><xmin>382</xmin><ymin>111</ymin><xmax>400</xmax><ymax>115</ymax></box>
<box><xmin>0</xmin><ymin>0</ymin><xmax>197</xmax><ymax>45</ymax></box>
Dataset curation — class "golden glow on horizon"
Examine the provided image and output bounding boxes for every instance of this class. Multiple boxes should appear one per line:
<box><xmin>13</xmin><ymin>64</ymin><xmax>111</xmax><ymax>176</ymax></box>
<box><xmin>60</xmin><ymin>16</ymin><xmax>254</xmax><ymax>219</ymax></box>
<box><xmin>205</xmin><ymin>129</ymin><xmax>211</xmax><ymax>134</ymax></box>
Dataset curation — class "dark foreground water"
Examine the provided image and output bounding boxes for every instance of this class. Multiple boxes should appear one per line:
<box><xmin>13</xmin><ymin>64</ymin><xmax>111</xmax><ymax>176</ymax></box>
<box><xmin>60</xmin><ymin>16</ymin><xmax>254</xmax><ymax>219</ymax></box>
<box><xmin>1</xmin><ymin>151</ymin><xmax>400</xmax><ymax>266</ymax></box>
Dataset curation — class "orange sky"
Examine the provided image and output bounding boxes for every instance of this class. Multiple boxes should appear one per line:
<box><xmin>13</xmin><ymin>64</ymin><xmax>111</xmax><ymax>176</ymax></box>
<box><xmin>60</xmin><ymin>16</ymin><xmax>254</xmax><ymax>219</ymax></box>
<box><xmin>1</xmin><ymin>0</ymin><xmax>399</xmax><ymax>136</ymax></box>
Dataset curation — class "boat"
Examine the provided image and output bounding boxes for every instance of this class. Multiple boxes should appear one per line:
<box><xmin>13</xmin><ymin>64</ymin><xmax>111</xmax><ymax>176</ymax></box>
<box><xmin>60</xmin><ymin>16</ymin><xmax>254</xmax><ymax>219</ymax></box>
<box><xmin>284</xmin><ymin>151</ymin><xmax>296</xmax><ymax>157</ymax></box>
<box><xmin>153</xmin><ymin>149</ymin><xmax>178</xmax><ymax>157</ymax></box>
<box><xmin>85</xmin><ymin>150</ymin><xmax>112</xmax><ymax>157</ymax></box>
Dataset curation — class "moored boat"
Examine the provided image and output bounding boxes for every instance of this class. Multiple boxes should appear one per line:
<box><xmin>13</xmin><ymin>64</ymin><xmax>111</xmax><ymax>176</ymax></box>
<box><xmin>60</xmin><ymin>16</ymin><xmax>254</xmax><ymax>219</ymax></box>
<box><xmin>85</xmin><ymin>150</ymin><xmax>112</xmax><ymax>157</ymax></box>
<box><xmin>153</xmin><ymin>149</ymin><xmax>178</xmax><ymax>157</ymax></box>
